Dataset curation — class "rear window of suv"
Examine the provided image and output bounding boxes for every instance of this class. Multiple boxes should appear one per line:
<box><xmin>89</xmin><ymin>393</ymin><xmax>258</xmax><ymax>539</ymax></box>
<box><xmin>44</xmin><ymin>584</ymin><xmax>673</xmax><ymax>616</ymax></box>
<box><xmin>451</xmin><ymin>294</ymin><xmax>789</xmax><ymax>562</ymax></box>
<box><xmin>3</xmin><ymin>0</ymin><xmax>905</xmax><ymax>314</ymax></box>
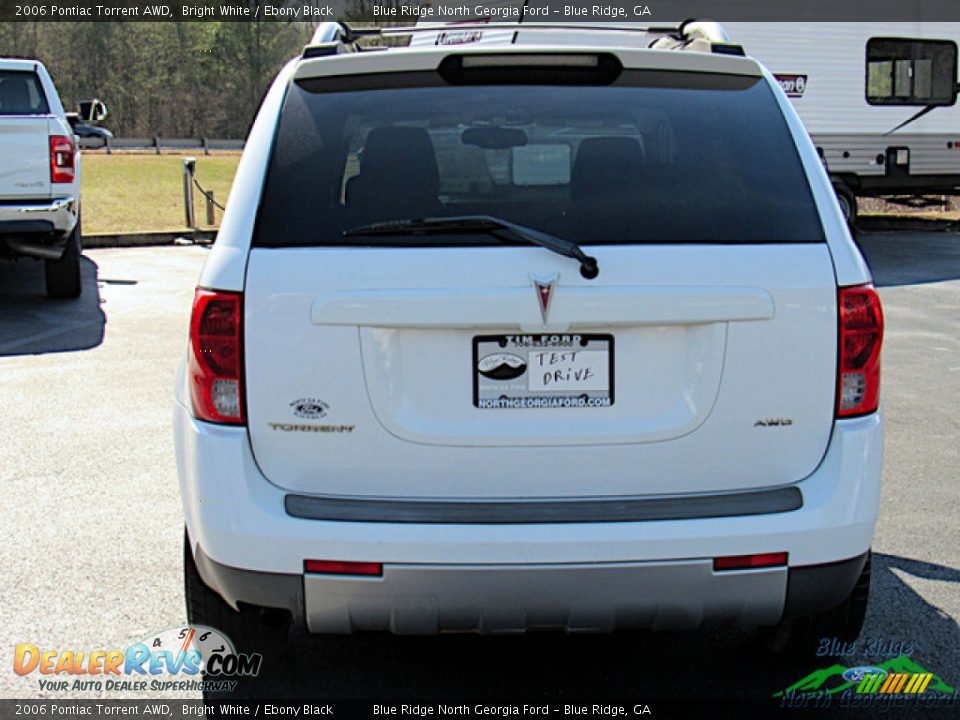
<box><xmin>255</xmin><ymin>67</ymin><xmax>824</xmax><ymax>246</ymax></box>
<box><xmin>0</xmin><ymin>71</ymin><xmax>49</xmax><ymax>115</ymax></box>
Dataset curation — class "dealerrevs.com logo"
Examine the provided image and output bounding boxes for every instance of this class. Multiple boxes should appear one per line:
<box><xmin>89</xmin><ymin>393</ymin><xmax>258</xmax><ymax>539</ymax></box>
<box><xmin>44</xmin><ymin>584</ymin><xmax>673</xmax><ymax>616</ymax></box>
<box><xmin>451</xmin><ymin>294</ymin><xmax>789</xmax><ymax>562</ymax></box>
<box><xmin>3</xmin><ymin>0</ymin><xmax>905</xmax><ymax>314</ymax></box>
<box><xmin>13</xmin><ymin>625</ymin><xmax>261</xmax><ymax>694</ymax></box>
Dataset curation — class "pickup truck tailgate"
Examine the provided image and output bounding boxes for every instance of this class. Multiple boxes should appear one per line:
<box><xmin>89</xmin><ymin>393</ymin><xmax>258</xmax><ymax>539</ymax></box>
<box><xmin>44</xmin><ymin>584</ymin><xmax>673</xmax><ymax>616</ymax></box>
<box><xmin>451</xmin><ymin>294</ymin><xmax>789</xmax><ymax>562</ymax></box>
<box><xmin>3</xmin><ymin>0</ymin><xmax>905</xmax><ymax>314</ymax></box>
<box><xmin>0</xmin><ymin>69</ymin><xmax>52</xmax><ymax>200</ymax></box>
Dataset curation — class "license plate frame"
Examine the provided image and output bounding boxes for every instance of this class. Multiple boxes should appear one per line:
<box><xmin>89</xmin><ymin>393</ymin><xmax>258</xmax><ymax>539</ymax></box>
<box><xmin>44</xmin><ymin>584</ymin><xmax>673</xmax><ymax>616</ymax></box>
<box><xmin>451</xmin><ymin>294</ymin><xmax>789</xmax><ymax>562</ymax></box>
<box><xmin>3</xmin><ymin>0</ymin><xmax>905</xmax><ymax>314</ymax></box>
<box><xmin>472</xmin><ymin>333</ymin><xmax>615</xmax><ymax>409</ymax></box>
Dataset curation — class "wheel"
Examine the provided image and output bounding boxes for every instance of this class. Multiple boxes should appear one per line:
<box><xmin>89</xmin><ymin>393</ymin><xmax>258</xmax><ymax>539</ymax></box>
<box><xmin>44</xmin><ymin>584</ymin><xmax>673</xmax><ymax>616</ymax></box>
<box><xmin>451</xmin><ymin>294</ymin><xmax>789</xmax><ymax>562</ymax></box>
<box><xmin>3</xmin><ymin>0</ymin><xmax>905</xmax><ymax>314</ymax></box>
<box><xmin>183</xmin><ymin>531</ymin><xmax>291</xmax><ymax>658</ymax></box>
<box><xmin>45</xmin><ymin>219</ymin><xmax>82</xmax><ymax>299</ymax></box>
<box><xmin>832</xmin><ymin>182</ymin><xmax>858</xmax><ymax>227</ymax></box>
<box><xmin>766</xmin><ymin>552</ymin><xmax>871</xmax><ymax>657</ymax></box>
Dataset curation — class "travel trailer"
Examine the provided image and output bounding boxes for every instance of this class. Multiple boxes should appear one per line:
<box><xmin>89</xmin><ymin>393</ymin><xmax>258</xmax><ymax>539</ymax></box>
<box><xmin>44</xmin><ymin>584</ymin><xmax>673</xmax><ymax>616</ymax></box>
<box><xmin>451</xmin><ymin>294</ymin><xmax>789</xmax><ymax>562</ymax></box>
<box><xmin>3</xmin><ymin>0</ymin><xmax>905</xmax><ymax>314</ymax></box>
<box><xmin>726</xmin><ymin>22</ymin><xmax>960</xmax><ymax>222</ymax></box>
<box><xmin>412</xmin><ymin>9</ymin><xmax>960</xmax><ymax>222</ymax></box>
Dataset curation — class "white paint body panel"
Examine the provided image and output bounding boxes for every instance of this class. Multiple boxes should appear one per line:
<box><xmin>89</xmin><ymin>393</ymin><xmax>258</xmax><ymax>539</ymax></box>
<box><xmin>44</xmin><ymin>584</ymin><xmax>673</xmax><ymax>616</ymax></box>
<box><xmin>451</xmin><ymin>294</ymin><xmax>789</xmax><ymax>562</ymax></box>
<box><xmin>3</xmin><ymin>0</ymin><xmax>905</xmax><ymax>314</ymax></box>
<box><xmin>176</xmin><ymin>400</ymin><xmax>882</xmax><ymax>572</ymax></box>
<box><xmin>245</xmin><ymin>245</ymin><xmax>837</xmax><ymax>495</ymax></box>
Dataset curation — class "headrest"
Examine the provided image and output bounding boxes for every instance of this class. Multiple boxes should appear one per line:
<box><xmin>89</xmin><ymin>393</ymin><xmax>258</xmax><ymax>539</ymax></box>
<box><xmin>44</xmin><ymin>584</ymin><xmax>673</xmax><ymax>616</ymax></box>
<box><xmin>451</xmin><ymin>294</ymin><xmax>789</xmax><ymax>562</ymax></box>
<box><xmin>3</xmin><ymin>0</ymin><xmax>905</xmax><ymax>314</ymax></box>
<box><xmin>571</xmin><ymin>137</ymin><xmax>645</xmax><ymax>201</ymax></box>
<box><xmin>359</xmin><ymin>127</ymin><xmax>439</xmax><ymax>193</ymax></box>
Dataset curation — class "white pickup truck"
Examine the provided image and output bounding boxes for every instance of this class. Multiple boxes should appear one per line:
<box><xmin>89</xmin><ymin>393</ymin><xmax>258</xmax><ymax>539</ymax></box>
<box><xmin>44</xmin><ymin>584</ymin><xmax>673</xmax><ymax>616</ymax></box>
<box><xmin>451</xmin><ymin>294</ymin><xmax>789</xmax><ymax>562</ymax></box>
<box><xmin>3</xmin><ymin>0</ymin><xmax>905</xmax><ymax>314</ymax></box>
<box><xmin>0</xmin><ymin>58</ymin><xmax>103</xmax><ymax>299</ymax></box>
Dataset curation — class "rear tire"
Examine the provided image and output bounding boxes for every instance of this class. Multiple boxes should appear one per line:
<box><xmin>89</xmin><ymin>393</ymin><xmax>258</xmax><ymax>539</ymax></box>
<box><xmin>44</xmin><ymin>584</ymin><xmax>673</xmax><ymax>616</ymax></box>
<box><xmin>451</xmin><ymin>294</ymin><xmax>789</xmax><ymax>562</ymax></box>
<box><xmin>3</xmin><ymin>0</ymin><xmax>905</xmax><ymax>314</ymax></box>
<box><xmin>766</xmin><ymin>551</ymin><xmax>871</xmax><ymax>657</ymax></box>
<box><xmin>833</xmin><ymin>182</ymin><xmax>858</xmax><ymax>227</ymax></box>
<box><xmin>183</xmin><ymin>532</ymin><xmax>291</xmax><ymax>658</ymax></box>
<box><xmin>45</xmin><ymin>220</ymin><xmax>82</xmax><ymax>299</ymax></box>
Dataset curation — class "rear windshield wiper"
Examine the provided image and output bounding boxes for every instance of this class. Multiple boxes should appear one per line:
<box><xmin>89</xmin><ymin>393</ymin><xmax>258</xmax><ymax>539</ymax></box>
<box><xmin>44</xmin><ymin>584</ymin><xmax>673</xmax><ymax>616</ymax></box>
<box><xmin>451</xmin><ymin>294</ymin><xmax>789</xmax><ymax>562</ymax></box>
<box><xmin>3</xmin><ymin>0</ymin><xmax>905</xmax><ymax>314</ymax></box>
<box><xmin>342</xmin><ymin>215</ymin><xmax>599</xmax><ymax>279</ymax></box>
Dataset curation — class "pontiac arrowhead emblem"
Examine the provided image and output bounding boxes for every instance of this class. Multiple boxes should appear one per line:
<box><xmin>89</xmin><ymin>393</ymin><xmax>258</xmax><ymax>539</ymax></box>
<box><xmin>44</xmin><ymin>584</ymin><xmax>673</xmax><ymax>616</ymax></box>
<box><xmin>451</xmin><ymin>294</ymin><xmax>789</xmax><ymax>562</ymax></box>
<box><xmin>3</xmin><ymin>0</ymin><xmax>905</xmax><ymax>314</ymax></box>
<box><xmin>531</xmin><ymin>274</ymin><xmax>559</xmax><ymax>324</ymax></box>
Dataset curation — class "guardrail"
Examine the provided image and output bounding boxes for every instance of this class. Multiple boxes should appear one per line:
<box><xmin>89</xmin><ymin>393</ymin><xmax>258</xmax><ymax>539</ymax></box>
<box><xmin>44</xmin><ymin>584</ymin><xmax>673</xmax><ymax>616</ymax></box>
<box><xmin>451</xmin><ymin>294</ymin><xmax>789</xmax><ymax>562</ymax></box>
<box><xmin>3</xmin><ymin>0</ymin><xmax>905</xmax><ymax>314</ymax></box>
<box><xmin>79</xmin><ymin>136</ymin><xmax>245</xmax><ymax>154</ymax></box>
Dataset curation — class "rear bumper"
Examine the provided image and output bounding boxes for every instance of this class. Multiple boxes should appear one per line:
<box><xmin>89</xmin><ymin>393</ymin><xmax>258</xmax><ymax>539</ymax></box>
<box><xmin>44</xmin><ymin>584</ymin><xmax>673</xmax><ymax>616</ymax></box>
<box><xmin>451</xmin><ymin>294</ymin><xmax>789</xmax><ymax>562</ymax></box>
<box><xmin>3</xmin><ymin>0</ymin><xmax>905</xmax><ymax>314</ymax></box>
<box><xmin>0</xmin><ymin>197</ymin><xmax>78</xmax><ymax>257</ymax></box>
<box><xmin>176</xmin><ymin>399</ymin><xmax>882</xmax><ymax>631</ymax></box>
<box><xmin>309</xmin><ymin>560</ymin><xmax>786</xmax><ymax>633</ymax></box>
<box><xmin>193</xmin><ymin>543</ymin><xmax>867</xmax><ymax>634</ymax></box>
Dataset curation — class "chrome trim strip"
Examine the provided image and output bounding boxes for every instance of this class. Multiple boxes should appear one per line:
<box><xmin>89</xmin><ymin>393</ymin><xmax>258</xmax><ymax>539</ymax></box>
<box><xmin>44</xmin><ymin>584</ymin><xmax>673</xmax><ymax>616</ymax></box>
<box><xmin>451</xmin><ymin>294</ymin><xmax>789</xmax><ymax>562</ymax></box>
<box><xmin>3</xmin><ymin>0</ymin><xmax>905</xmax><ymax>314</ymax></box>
<box><xmin>15</xmin><ymin>197</ymin><xmax>73</xmax><ymax>213</ymax></box>
<box><xmin>285</xmin><ymin>486</ymin><xmax>802</xmax><ymax>524</ymax></box>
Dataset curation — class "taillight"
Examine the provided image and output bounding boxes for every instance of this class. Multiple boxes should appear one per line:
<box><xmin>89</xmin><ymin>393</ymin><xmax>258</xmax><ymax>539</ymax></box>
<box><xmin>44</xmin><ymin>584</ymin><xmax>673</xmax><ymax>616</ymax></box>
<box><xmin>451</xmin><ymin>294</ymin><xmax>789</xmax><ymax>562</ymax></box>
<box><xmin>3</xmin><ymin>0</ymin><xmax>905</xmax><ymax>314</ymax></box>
<box><xmin>49</xmin><ymin>135</ymin><xmax>75</xmax><ymax>183</ymax></box>
<box><xmin>188</xmin><ymin>289</ymin><xmax>244</xmax><ymax>424</ymax></box>
<box><xmin>837</xmin><ymin>284</ymin><xmax>884</xmax><ymax>417</ymax></box>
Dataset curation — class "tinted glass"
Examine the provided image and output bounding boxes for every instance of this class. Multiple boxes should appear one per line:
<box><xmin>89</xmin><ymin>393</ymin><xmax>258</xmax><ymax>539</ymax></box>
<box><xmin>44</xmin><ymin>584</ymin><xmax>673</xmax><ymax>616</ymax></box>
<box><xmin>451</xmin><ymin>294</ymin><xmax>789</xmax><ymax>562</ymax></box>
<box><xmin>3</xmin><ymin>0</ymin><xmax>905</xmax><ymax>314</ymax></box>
<box><xmin>255</xmin><ymin>70</ymin><xmax>824</xmax><ymax>246</ymax></box>
<box><xmin>0</xmin><ymin>71</ymin><xmax>50</xmax><ymax>115</ymax></box>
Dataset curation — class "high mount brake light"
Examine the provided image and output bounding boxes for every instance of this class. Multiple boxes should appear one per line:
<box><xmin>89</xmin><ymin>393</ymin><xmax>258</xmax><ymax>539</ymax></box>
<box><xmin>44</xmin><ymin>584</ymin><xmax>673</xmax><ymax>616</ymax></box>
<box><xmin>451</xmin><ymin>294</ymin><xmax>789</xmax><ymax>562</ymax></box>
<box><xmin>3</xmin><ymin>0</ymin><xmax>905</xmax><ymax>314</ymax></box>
<box><xmin>837</xmin><ymin>285</ymin><xmax>884</xmax><ymax>418</ymax></box>
<box><xmin>460</xmin><ymin>54</ymin><xmax>601</xmax><ymax>68</ymax></box>
<box><xmin>188</xmin><ymin>289</ymin><xmax>244</xmax><ymax>424</ymax></box>
<box><xmin>437</xmin><ymin>53</ymin><xmax>623</xmax><ymax>86</ymax></box>
<box><xmin>49</xmin><ymin>135</ymin><xmax>75</xmax><ymax>184</ymax></box>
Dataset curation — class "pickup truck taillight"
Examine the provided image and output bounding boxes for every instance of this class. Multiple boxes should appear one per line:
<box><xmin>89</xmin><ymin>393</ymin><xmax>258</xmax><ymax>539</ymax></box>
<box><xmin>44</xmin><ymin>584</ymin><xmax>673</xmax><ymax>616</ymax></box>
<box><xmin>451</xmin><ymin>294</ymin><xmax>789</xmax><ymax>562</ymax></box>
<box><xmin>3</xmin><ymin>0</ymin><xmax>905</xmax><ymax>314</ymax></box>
<box><xmin>188</xmin><ymin>289</ymin><xmax>245</xmax><ymax>424</ymax></box>
<box><xmin>837</xmin><ymin>284</ymin><xmax>884</xmax><ymax>418</ymax></box>
<box><xmin>49</xmin><ymin>135</ymin><xmax>75</xmax><ymax>184</ymax></box>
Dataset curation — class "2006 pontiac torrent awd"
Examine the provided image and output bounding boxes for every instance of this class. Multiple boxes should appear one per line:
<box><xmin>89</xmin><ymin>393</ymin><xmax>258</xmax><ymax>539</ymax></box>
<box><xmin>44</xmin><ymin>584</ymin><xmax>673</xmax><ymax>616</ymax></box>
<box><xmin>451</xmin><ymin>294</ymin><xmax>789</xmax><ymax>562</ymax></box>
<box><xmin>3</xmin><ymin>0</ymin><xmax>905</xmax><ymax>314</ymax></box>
<box><xmin>175</xmin><ymin>21</ymin><xmax>884</xmax><ymax>656</ymax></box>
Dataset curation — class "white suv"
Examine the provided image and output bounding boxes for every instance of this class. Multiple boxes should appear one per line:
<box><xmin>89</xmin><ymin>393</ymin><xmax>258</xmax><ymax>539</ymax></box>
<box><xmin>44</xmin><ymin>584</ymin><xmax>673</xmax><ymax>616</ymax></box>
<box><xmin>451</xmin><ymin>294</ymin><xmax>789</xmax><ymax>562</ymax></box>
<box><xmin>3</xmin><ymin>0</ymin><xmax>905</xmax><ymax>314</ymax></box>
<box><xmin>176</xmin><ymin>22</ymin><xmax>884</xmax><ymax>655</ymax></box>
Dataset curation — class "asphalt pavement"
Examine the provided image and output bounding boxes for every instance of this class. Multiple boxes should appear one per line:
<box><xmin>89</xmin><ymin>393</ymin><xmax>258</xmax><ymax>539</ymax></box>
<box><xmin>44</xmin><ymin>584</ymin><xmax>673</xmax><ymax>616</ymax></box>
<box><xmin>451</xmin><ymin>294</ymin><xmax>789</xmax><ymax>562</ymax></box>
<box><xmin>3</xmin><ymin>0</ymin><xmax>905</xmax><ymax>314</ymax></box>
<box><xmin>0</xmin><ymin>232</ymin><xmax>957</xmax><ymax>707</ymax></box>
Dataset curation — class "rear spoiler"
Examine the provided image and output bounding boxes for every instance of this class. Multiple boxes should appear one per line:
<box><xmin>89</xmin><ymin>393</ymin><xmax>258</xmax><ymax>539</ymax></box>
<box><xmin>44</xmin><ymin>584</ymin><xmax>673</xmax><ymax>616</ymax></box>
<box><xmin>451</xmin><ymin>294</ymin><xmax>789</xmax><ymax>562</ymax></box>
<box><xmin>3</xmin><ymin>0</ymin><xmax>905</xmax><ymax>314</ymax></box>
<box><xmin>301</xmin><ymin>20</ymin><xmax>745</xmax><ymax>58</ymax></box>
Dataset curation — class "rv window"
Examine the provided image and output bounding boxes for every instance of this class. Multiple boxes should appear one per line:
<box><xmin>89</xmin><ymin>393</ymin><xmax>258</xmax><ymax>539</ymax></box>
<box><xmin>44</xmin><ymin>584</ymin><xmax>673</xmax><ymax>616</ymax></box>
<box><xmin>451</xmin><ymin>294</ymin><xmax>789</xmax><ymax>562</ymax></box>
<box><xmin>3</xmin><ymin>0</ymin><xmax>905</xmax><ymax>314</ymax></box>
<box><xmin>866</xmin><ymin>38</ymin><xmax>958</xmax><ymax>106</ymax></box>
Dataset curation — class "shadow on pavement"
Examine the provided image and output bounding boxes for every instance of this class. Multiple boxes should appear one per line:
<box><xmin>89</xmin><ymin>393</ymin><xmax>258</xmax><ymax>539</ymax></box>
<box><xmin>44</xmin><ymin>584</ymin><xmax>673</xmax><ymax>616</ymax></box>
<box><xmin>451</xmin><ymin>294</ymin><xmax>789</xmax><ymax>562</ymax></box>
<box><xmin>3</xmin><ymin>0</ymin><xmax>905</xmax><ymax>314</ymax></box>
<box><xmin>866</xmin><ymin>553</ymin><xmax>960</xmax><ymax>675</ymax></box>
<box><xmin>0</xmin><ymin>254</ymin><xmax>105</xmax><ymax>356</ymax></box>
<box><xmin>857</xmin><ymin>231</ymin><xmax>960</xmax><ymax>287</ymax></box>
<box><xmin>218</xmin><ymin>554</ymin><xmax>958</xmax><ymax>701</ymax></box>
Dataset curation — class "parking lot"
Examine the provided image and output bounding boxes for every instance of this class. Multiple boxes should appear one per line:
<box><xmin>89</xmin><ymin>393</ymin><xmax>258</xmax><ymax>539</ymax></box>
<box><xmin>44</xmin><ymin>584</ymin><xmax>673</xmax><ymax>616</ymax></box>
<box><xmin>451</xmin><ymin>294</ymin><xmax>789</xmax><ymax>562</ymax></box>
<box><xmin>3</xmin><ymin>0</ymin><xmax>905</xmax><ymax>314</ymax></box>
<box><xmin>1</xmin><ymin>231</ymin><xmax>958</xmax><ymax>702</ymax></box>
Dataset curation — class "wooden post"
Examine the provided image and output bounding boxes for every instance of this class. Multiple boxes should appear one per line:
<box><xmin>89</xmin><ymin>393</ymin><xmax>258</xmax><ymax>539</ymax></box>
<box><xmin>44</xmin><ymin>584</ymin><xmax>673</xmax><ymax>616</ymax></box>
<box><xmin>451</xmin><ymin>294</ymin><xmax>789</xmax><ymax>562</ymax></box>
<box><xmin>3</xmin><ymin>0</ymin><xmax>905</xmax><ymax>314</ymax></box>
<box><xmin>206</xmin><ymin>191</ymin><xmax>216</xmax><ymax>226</ymax></box>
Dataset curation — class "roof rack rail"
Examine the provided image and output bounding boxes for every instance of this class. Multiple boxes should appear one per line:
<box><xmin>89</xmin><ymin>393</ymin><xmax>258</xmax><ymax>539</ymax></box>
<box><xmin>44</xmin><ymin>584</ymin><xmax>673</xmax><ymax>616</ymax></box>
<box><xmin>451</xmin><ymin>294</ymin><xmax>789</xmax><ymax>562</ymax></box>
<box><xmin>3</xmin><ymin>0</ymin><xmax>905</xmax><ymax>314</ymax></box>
<box><xmin>647</xmin><ymin>20</ymin><xmax>743</xmax><ymax>55</ymax></box>
<box><xmin>302</xmin><ymin>22</ymin><xmax>372</xmax><ymax>58</ymax></box>
<box><xmin>301</xmin><ymin>20</ymin><xmax>744</xmax><ymax>59</ymax></box>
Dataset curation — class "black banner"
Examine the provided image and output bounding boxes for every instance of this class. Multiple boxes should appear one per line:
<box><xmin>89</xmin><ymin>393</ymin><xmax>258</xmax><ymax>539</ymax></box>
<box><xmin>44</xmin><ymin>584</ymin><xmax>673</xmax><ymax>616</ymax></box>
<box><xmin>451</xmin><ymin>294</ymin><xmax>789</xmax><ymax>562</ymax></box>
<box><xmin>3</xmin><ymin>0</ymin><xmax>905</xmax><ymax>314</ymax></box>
<box><xmin>4</xmin><ymin>0</ymin><xmax>960</xmax><ymax>23</ymax></box>
<box><xmin>6</xmin><ymin>697</ymin><xmax>960</xmax><ymax>720</ymax></box>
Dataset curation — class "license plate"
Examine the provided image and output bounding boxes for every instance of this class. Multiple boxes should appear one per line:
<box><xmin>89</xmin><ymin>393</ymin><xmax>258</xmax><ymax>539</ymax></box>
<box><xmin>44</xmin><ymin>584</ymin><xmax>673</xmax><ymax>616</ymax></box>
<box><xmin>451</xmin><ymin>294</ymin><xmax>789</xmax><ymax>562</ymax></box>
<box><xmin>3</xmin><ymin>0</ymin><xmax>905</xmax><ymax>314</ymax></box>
<box><xmin>473</xmin><ymin>334</ymin><xmax>614</xmax><ymax>409</ymax></box>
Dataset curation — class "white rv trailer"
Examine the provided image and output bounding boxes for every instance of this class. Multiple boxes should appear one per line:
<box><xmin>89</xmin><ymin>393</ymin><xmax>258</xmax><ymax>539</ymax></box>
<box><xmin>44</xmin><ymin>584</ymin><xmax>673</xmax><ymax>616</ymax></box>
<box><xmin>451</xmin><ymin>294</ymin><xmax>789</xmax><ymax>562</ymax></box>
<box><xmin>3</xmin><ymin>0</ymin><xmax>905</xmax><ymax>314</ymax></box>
<box><xmin>726</xmin><ymin>22</ymin><xmax>960</xmax><ymax>221</ymax></box>
<box><xmin>409</xmin><ymin>7</ymin><xmax>960</xmax><ymax>221</ymax></box>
